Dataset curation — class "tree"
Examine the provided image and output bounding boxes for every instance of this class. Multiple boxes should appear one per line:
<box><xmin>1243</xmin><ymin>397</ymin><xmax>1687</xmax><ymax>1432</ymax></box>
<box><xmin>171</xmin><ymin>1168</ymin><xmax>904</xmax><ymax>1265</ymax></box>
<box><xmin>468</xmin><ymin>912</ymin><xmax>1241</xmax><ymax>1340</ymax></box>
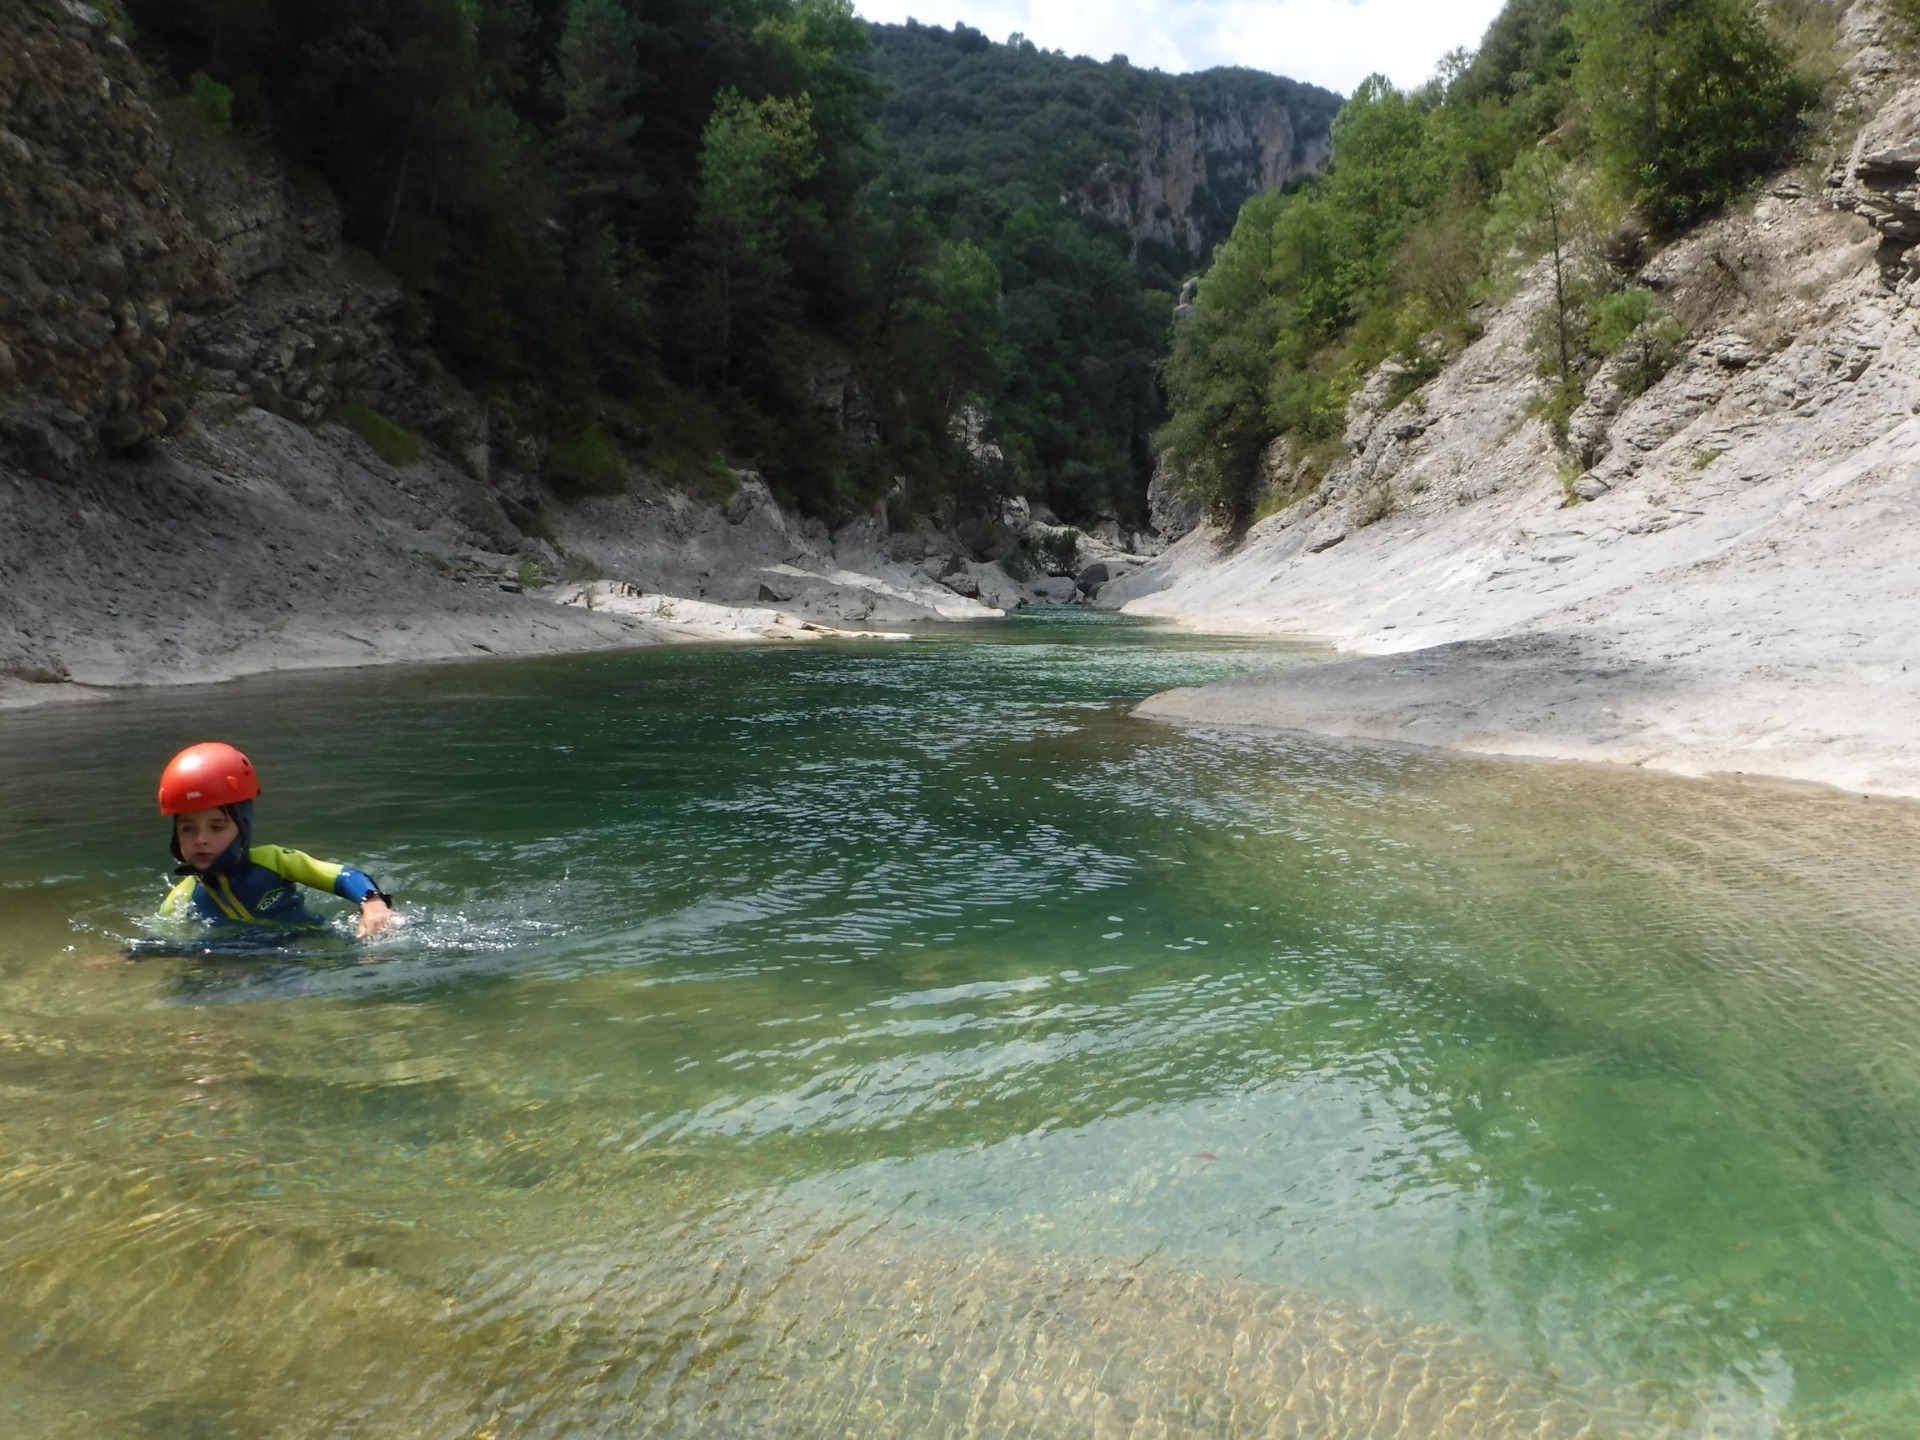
<box><xmin>1571</xmin><ymin>0</ymin><xmax>1813</xmax><ymax>231</ymax></box>
<box><xmin>905</xmin><ymin>239</ymin><xmax>1004</xmax><ymax>422</ymax></box>
<box><xmin>554</xmin><ymin>0</ymin><xmax>647</xmax><ymax>228</ymax></box>
<box><xmin>1485</xmin><ymin>145</ymin><xmax>1597</xmax><ymax>382</ymax></box>
<box><xmin>1157</xmin><ymin>190</ymin><xmax>1290</xmax><ymax>520</ymax></box>
<box><xmin>1451</xmin><ymin>0</ymin><xmax>1577</xmax><ymax>110</ymax></box>
<box><xmin>694</xmin><ymin>88</ymin><xmax>823</xmax><ymax>386</ymax></box>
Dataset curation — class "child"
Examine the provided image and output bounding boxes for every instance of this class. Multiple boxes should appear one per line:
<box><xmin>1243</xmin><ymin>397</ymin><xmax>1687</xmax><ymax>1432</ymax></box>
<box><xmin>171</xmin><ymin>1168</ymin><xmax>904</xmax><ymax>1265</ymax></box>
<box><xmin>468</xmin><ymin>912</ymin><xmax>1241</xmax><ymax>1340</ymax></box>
<box><xmin>158</xmin><ymin>742</ymin><xmax>396</xmax><ymax>939</ymax></box>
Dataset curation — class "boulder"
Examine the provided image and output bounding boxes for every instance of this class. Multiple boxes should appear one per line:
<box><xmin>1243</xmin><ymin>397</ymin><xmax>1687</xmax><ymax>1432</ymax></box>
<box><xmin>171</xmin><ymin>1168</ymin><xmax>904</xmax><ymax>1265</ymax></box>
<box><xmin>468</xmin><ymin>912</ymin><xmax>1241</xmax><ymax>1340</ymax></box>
<box><xmin>1707</xmin><ymin>333</ymin><xmax>1759</xmax><ymax>369</ymax></box>
<box><xmin>1147</xmin><ymin>459</ymin><xmax>1205</xmax><ymax>540</ymax></box>
<box><xmin>1839</xmin><ymin>81</ymin><xmax>1920</xmax><ymax>246</ymax></box>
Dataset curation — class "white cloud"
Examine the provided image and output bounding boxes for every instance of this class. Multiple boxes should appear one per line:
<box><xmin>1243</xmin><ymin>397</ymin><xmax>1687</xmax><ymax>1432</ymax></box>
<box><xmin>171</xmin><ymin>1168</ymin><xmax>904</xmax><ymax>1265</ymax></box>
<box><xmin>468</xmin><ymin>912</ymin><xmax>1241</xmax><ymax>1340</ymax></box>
<box><xmin>853</xmin><ymin>0</ymin><xmax>1509</xmax><ymax>95</ymax></box>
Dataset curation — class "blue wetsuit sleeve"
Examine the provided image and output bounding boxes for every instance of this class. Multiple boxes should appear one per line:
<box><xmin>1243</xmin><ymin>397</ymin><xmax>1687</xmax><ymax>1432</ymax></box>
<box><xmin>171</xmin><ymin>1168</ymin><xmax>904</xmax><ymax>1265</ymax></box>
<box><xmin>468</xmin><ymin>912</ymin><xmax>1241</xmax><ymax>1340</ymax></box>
<box><xmin>333</xmin><ymin>865</ymin><xmax>382</xmax><ymax>905</ymax></box>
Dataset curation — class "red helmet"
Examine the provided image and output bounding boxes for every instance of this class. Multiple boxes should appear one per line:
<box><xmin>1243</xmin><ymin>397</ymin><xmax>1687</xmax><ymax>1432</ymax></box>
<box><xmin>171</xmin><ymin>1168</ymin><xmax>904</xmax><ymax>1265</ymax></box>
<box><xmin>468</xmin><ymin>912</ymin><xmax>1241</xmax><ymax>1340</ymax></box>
<box><xmin>158</xmin><ymin>742</ymin><xmax>260</xmax><ymax>814</ymax></box>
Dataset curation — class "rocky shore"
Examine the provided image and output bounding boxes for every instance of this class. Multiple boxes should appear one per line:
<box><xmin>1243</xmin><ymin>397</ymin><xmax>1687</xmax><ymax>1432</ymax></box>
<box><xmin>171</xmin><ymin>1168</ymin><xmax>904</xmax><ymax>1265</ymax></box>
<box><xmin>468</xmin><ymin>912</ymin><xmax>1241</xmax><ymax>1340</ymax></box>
<box><xmin>0</xmin><ymin>400</ymin><xmax>1158</xmax><ymax>710</ymax></box>
<box><xmin>1119</xmin><ymin>38</ymin><xmax>1920</xmax><ymax>799</ymax></box>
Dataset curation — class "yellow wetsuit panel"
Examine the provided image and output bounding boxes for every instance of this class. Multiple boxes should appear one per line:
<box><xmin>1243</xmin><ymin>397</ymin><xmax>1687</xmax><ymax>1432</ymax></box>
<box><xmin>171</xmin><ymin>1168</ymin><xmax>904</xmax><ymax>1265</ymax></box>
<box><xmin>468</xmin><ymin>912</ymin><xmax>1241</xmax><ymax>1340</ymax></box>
<box><xmin>247</xmin><ymin>845</ymin><xmax>347</xmax><ymax>893</ymax></box>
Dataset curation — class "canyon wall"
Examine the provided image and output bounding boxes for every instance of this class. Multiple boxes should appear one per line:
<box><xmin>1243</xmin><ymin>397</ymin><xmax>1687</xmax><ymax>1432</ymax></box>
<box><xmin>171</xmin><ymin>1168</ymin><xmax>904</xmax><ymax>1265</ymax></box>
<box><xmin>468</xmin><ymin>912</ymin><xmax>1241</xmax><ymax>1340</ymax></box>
<box><xmin>1085</xmin><ymin>90</ymin><xmax>1332</xmax><ymax>255</ymax></box>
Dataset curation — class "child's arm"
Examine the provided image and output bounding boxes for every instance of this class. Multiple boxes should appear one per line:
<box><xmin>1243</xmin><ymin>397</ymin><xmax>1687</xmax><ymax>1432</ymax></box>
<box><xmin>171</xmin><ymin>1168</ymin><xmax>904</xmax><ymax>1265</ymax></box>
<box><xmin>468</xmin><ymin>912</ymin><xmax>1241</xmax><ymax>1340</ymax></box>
<box><xmin>158</xmin><ymin>876</ymin><xmax>199</xmax><ymax>920</ymax></box>
<box><xmin>250</xmin><ymin>845</ymin><xmax>396</xmax><ymax>937</ymax></box>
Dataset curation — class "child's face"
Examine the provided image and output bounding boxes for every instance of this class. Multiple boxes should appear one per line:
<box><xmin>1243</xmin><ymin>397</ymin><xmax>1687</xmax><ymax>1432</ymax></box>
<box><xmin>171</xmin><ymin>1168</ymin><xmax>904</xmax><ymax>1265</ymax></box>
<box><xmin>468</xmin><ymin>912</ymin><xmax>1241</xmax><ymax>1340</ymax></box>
<box><xmin>174</xmin><ymin>807</ymin><xmax>240</xmax><ymax>871</ymax></box>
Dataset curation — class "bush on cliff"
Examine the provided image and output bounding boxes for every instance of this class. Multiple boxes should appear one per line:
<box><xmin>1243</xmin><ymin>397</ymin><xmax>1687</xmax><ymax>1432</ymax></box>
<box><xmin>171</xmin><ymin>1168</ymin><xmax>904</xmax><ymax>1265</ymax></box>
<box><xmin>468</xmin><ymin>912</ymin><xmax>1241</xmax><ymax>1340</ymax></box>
<box><xmin>1572</xmin><ymin>0</ymin><xmax>1814</xmax><ymax>233</ymax></box>
<box><xmin>341</xmin><ymin>405</ymin><xmax>423</xmax><ymax>468</ymax></box>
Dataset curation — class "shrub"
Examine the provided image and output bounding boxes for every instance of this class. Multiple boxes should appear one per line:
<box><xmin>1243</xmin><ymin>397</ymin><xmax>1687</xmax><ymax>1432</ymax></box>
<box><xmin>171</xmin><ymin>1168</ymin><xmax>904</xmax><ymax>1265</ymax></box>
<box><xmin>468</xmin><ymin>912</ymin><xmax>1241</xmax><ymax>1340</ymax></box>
<box><xmin>1558</xmin><ymin>458</ymin><xmax>1586</xmax><ymax>502</ymax></box>
<box><xmin>1529</xmin><ymin>374</ymin><xmax>1585</xmax><ymax>444</ymax></box>
<box><xmin>1884</xmin><ymin>0</ymin><xmax>1920</xmax><ymax>49</ymax></box>
<box><xmin>1038</xmin><ymin>528</ymin><xmax>1079</xmax><ymax>574</ymax></box>
<box><xmin>1586</xmin><ymin>287</ymin><xmax>1658</xmax><ymax>355</ymax></box>
<box><xmin>547</xmin><ymin>420</ymin><xmax>624</xmax><ymax>495</ymax></box>
<box><xmin>186</xmin><ymin>71</ymin><xmax>233</xmax><ymax>131</ymax></box>
<box><xmin>1619</xmin><ymin>320</ymin><xmax>1684</xmax><ymax>395</ymax></box>
<box><xmin>1573</xmin><ymin>0</ymin><xmax>1815</xmax><ymax>233</ymax></box>
<box><xmin>1586</xmin><ymin>286</ymin><xmax>1684</xmax><ymax>394</ymax></box>
<box><xmin>342</xmin><ymin>404</ymin><xmax>421</xmax><ymax>466</ymax></box>
<box><xmin>1354</xmin><ymin>483</ymin><xmax>1396</xmax><ymax>527</ymax></box>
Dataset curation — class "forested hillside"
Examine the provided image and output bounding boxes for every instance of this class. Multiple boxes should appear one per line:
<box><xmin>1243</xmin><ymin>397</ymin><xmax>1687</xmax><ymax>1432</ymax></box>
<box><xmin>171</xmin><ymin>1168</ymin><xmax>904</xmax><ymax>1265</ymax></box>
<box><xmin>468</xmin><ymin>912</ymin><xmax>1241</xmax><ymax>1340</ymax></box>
<box><xmin>114</xmin><ymin>1</ymin><xmax>1336</xmax><ymax>532</ymax></box>
<box><xmin>860</xmin><ymin>22</ymin><xmax>1340</xmax><ymax>522</ymax></box>
<box><xmin>1160</xmin><ymin>0</ymin><xmax>1845</xmax><ymax>523</ymax></box>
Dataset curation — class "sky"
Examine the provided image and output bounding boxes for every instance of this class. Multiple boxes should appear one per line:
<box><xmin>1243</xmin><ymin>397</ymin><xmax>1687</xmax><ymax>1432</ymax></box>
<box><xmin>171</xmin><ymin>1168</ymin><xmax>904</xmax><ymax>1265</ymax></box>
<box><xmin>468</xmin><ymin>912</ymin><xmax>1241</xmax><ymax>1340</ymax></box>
<box><xmin>851</xmin><ymin>0</ymin><xmax>1510</xmax><ymax>95</ymax></box>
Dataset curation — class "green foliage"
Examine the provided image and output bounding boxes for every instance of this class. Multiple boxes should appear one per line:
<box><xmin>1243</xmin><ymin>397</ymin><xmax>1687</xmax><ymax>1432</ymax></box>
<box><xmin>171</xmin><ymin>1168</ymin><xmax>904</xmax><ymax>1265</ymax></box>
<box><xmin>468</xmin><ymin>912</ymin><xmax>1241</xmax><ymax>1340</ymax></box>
<box><xmin>1486</xmin><ymin>147</ymin><xmax>1614</xmax><ymax>380</ymax></box>
<box><xmin>1161</xmin><ymin>72</ymin><xmax>1491</xmax><ymax>520</ymax></box>
<box><xmin>546</xmin><ymin>419</ymin><xmax>624</xmax><ymax>496</ymax></box>
<box><xmin>341</xmin><ymin>404</ymin><xmax>421</xmax><ymax>467</ymax></box>
<box><xmin>122</xmin><ymin>2</ymin><xmax>1345</xmax><ymax>530</ymax></box>
<box><xmin>1037</xmin><ymin>527</ymin><xmax>1079</xmax><ymax>574</ymax></box>
<box><xmin>121</xmin><ymin>0</ymin><xmax>1827</xmax><ymax>534</ymax></box>
<box><xmin>186</xmin><ymin>70</ymin><xmax>233</xmax><ymax>130</ymax></box>
<box><xmin>857</xmin><ymin>22</ymin><xmax>1341</xmax><ymax>525</ymax></box>
<box><xmin>516</xmin><ymin>558</ymin><xmax>546</xmax><ymax>591</ymax></box>
<box><xmin>1530</xmin><ymin>374</ymin><xmax>1586</xmax><ymax>442</ymax></box>
<box><xmin>1602</xmin><ymin>300</ymin><xmax>1685</xmax><ymax>394</ymax></box>
<box><xmin>1571</xmin><ymin>0</ymin><xmax>1815</xmax><ymax>232</ymax></box>
<box><xmin>692</xmin><ymin>89</ymin><xmax>824</xmax><ymax>388</ymax></box>
<box><xmin>860</xmin><ymin>22</ymin><xmax>1341</xmax><ymax>261</ymax></box>
<box><xmin>1766</xmin><ymin>0</ymin><xmax>1845</xmax><ymax>92</ymax></box>
<box><xmin>1158</xmin><ymin>191</ymin><xmax>1289</xmax><ymax>519</ymax></box>
<box><xmin>1586</xmin><ymin>286</ymin><xmax>1658</xmax><ymax>354</ymax></box>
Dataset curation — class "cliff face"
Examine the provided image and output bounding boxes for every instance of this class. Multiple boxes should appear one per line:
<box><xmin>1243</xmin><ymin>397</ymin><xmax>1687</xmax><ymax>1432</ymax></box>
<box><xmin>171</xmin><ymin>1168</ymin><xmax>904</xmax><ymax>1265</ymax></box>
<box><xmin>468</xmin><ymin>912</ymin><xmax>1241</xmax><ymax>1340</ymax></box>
<box><xmin>0</xmin><ymin>0</ymin><xmax>216</xmax><ymax>471</ymax></box>
<box><xmin>0</xmin><ymin>0</ymin><xmax>505</xmax><ymax>493</ymax></box>
<box><xmin>861</xmin><ymin>25</ymin><xmax>1341</xmax><ymax>265</ymax></box>
<box><xmin>1085</xmin><ymin>93</ymin><xmax>1332</xmax><ymax>255</ymax></box>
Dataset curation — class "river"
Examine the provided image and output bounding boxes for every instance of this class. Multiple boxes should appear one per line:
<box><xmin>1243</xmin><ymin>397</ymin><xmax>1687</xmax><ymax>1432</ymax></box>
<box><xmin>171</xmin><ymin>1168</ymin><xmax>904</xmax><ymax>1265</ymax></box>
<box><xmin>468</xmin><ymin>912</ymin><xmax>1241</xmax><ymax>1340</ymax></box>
<box><xmin>2</xmin><ymin>612</ymin><xmax>1918</xmax><ymax>1437</ymax></box>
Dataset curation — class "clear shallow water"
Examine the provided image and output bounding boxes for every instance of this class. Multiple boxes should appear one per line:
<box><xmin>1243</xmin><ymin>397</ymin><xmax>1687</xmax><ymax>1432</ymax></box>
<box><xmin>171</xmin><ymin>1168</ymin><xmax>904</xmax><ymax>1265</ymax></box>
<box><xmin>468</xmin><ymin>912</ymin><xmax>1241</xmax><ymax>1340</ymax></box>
<box><xmin>3</xmin><ymin>612</ymin><xmax>1920</xmax><ymax>1437</ymax></box>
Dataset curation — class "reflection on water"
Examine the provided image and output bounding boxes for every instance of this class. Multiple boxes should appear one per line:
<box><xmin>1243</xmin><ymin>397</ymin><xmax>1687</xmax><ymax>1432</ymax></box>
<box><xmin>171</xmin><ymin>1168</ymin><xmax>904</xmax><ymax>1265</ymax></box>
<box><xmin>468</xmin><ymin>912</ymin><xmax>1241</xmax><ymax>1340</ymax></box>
<box><xmin>2</xmin><ymin>614</ymin><xmax>1919</xmax><ymax>1437</ymax></box>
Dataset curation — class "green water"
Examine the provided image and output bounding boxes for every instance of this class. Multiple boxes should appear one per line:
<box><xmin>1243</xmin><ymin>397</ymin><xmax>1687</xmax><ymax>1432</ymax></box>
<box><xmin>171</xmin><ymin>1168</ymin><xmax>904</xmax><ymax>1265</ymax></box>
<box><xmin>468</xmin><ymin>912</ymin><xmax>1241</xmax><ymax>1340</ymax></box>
<box><xmin>3</xmin><ymin>612</ymin><xmax>1920</xmax><ymax>1438</ymax></box>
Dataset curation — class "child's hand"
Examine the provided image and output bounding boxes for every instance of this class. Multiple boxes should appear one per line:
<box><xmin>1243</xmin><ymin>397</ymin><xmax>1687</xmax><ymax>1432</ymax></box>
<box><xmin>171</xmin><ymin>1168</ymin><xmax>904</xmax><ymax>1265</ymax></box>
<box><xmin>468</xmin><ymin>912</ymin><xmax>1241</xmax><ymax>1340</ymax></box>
<box><xmin>357</xmin><ymin>897</ymin><xmax>397</xmax><ymax>939</ymax></box>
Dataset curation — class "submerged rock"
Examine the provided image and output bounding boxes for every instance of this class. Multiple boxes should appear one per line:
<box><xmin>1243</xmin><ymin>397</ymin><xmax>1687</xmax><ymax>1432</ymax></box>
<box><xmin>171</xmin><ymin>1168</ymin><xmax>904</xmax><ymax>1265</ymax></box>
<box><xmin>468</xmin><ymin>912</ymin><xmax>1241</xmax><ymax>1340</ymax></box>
<box><xmin>533</xmin><ymin>1232</ymin><xmax>1646</xmax><ymax>1440</ymax></box>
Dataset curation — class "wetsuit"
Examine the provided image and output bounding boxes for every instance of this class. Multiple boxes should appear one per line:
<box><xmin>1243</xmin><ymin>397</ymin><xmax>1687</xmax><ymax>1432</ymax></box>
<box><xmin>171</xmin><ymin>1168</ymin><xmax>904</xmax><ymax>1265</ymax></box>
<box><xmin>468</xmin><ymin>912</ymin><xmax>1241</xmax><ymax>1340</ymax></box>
<box><xmin>161</xmin><ymin>844</ymin><xmax>386</xmax><ymax>926</ymax></box>
<box><xmin>160</xmin><ymin>790</ymin><xmax>384</xmax><ymax>928</ymax></box>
